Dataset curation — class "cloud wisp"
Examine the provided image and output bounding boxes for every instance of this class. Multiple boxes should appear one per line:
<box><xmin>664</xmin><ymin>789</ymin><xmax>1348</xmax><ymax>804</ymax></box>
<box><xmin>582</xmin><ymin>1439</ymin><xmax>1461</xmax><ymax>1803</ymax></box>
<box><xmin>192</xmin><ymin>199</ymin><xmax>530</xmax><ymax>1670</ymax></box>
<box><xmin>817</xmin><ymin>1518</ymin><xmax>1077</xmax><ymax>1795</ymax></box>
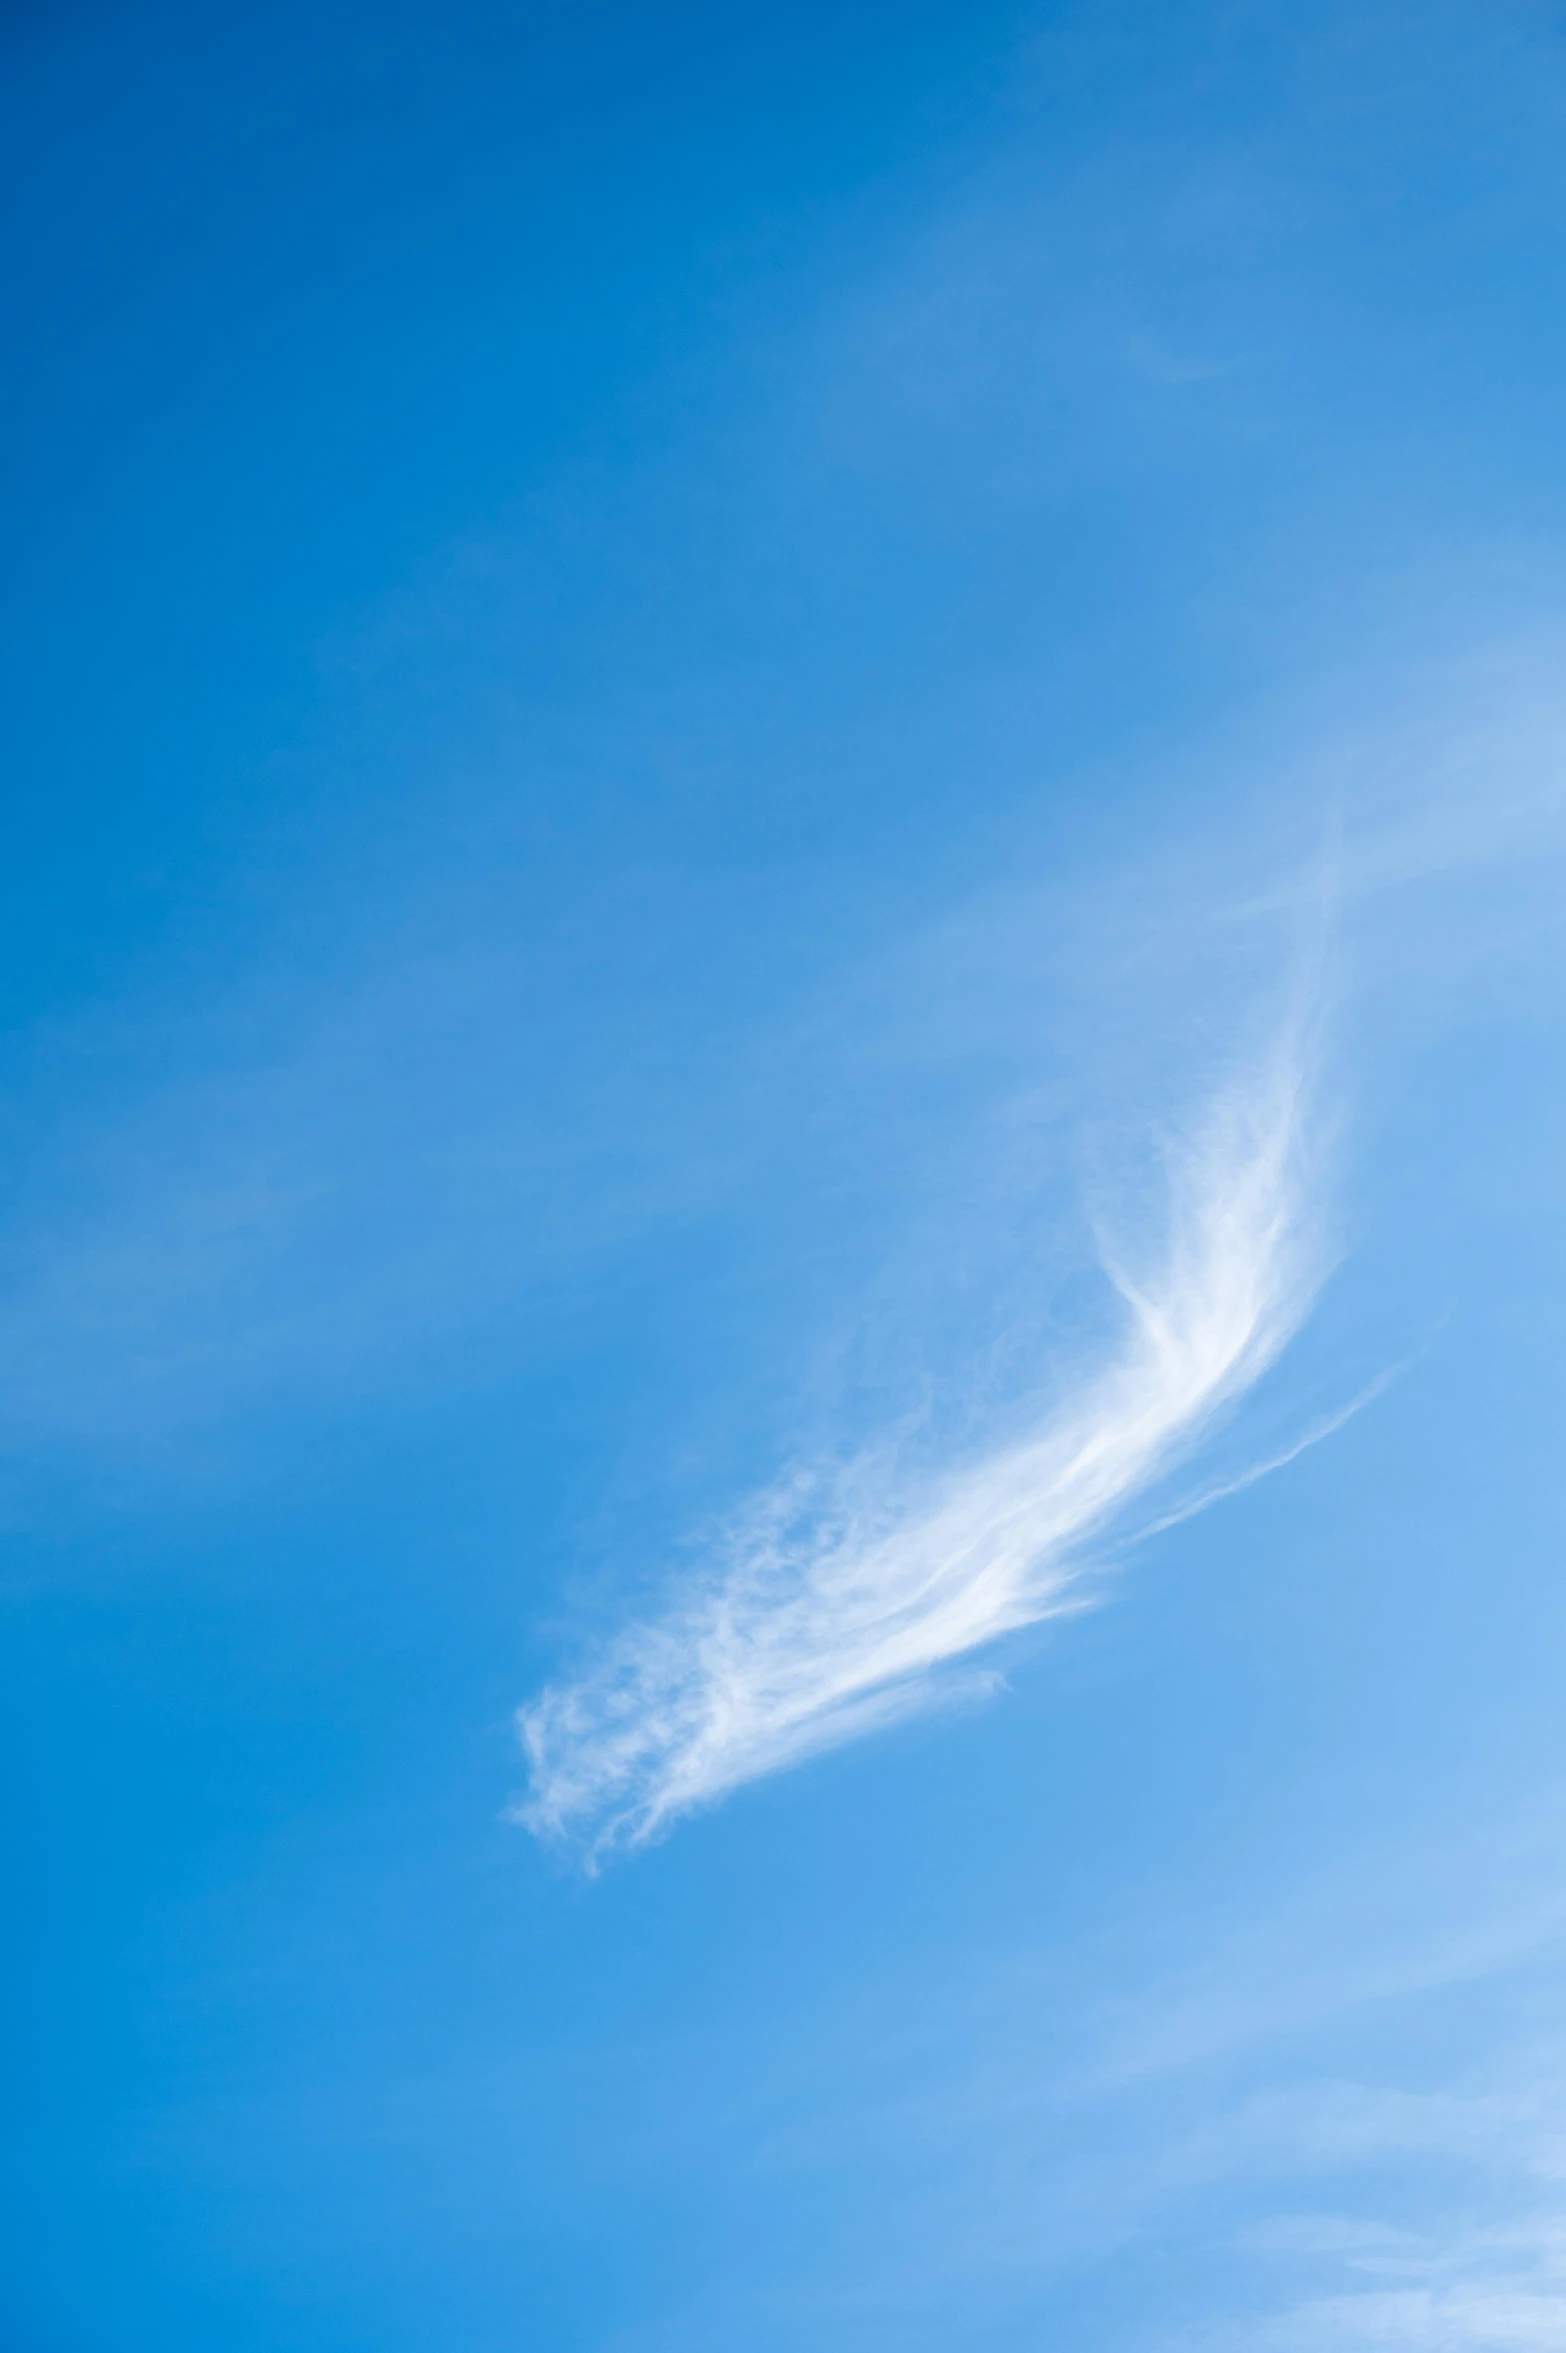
<box><xmin>514</xmin><ymin>1035</ymin><xmax>1328</xmax><ymax>1860</ymax></box>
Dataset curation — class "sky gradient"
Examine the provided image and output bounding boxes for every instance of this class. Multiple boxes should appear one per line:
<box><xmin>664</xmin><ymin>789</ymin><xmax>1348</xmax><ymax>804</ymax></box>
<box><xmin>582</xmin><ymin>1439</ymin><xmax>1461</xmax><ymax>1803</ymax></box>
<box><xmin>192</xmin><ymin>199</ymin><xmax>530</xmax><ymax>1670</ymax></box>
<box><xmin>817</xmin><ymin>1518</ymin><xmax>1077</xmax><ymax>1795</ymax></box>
<box><xmin>5</xmin><ymin>3</ymin><xmax>1566</xmax><ymax>2348</ymax></box>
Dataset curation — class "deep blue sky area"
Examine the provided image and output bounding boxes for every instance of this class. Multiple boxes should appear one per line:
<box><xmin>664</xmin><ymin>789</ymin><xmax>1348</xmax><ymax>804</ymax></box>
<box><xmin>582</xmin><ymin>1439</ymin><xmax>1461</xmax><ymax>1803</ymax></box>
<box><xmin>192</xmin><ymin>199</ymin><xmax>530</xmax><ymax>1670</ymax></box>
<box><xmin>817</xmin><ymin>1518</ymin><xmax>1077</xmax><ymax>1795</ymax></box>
<box><xmin>0</xmin><ymin>0</ymin><xmax>1027</xmax><ymax>1005</ymax></box>
<box><xmin>5</xmin><ymin>5</ymin><xmax>1566</xmax><ymax>2350</ymax></box>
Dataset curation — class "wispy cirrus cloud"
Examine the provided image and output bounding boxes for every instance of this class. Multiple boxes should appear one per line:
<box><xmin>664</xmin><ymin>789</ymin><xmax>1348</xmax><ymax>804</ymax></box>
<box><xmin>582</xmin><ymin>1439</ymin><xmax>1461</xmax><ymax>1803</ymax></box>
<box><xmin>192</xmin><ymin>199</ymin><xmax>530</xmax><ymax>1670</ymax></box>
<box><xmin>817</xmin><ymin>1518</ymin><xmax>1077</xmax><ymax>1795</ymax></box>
<box><xmin>1182</xmin><ymin>2207</ymin><xmax>1566</xmax><ymax>2352</ymax></box>
<box><xmin>1236</xmin><ymin>2279</ymin><xmax>1566</xmax><ymax>2352</ymax></box>
<box><xmin>515</xmin><ymin>1026</ymin><xmax>1330</xmax><ymax>1858</ymax></box>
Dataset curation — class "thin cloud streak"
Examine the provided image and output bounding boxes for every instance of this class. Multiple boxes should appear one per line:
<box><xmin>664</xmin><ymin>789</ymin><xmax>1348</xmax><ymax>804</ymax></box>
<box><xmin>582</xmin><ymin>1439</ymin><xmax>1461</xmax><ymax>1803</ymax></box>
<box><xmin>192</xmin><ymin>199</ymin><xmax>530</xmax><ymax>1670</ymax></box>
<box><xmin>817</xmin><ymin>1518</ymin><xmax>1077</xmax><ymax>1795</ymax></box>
<box><xmin>515</xmin><ymin>1033</ymin><xmax>1328</xmax><ymax>1858</ymax></box>
<box><xmin>1129</xmin><ymin>1354</ymin><xmax>1409</xmax><ymax>1551</ymax></box>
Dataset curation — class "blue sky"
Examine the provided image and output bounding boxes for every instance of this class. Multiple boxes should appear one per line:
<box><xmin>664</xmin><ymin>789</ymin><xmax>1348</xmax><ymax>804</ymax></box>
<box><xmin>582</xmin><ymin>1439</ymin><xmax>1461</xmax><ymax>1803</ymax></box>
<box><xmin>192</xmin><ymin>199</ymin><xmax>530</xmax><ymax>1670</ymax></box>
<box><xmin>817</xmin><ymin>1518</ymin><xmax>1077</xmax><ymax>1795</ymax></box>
<box><xmin>5</xmin><ymin>1</ymin><xmax>1566</xmax><ymax>2346</ymax></box>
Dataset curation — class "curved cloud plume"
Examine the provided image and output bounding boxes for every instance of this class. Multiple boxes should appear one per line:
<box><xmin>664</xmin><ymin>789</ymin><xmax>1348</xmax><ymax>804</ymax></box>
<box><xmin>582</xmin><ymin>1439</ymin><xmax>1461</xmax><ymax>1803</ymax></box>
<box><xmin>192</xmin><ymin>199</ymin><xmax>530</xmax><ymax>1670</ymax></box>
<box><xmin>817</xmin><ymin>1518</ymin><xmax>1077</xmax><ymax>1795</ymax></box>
<box><xmin>515</xmin><ymin>1038</ymin><xmax>1327</xmax><ymax>1858</ymax></box>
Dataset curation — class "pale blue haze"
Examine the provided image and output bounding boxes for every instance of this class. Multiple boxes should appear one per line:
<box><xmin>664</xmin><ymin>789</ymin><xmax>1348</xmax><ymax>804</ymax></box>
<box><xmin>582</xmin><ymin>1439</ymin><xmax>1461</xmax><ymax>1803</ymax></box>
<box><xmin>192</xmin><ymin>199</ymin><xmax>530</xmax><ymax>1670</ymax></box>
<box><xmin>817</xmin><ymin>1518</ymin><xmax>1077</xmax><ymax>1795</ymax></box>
<box><xmin>4</xmin><ymin>3</ymin><xmax>1566</xmax><ymax>2348</ymax></box>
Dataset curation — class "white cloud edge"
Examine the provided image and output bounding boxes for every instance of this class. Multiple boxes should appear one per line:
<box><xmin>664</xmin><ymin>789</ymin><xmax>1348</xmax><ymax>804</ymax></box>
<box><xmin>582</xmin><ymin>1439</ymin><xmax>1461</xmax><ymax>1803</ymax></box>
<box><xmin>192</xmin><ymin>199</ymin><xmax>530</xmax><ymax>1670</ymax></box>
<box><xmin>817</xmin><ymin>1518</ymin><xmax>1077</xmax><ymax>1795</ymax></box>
<box><xmin>512</xmin><ymin>1024</ymin><xmax>1332</xmax><ymax>1862</ymax></box>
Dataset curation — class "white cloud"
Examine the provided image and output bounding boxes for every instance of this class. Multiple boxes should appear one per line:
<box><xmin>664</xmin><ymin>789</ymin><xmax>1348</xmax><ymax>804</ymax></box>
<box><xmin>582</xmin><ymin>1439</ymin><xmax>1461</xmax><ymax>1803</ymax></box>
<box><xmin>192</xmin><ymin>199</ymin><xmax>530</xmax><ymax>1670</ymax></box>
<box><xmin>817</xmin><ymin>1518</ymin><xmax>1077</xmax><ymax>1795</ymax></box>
<box><xmin>1216</xmin><ymin>2221</ymin><xmax>1566</xmax><ymax>2353</ymax></box>
<box><xmin>1211</xmin><ymin>2287</ymin><xmax>1566</xmax><ymax>2352</ymax></box>
<box><xmin>514</xmin><ymin>1027</ymin><xmax>1328</xmax><ymax>1856</ymax></box>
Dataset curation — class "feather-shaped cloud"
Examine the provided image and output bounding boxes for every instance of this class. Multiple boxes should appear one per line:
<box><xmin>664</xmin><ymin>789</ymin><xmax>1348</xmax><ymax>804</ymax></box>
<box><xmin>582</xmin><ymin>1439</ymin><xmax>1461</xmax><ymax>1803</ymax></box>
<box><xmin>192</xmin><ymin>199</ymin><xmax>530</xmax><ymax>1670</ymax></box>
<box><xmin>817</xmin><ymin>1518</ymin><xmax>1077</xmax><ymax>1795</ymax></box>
<box><xmin>515</xmin><ymin>1036</ymin><xmax>1327</xmax><ymax>1859</ymax></box>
